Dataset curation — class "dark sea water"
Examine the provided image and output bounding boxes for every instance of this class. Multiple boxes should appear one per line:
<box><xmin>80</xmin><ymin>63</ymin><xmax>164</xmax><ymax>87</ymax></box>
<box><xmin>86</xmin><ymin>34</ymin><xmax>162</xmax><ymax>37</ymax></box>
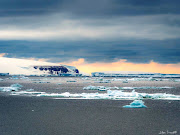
<box><xmin>0</xmin><ymin>76</ymin><xmax>180</xmax><ymax>135</ymax></box>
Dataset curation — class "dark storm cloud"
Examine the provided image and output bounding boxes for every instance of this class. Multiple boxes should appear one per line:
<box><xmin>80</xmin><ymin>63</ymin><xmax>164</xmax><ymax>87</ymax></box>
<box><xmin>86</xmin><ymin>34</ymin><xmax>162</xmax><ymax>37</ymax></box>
<box><xmin>0</xmin><ymin>0</ymin><xmax>180</xmax><ymax>64</ymax></box>
<box><xmin>0</xmin><ymin>0</ymin><xmax>60</xmax><ymax>16</ymax></box>
<box><xmin>0</xmin><ymin>0</ymin><xmax>180</xmax><ymax>17</ymax></box>
<box><xmin>1</xmin><ymin>39</ymin><xmax>180</xmax><ymax>64</ymax></box>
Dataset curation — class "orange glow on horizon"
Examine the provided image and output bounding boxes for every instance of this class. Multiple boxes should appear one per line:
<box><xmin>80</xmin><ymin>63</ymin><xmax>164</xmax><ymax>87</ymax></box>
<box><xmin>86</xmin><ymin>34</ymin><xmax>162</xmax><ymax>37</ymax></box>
<box><xmin>61</xmin><ymin>58</ymin><xmax>180</xmax><ymax>75</ymax></box>
<box><xmin>0</xmin><ymin>53</ymin><xmax>7</xmax><ymax>57</ymax></box>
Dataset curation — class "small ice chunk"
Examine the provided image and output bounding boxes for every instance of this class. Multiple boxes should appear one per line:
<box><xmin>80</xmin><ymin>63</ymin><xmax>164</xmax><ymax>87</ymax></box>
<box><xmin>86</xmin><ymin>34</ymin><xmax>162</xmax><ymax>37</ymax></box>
<box><xmin>57</xmin><ymin>83</ymin><xmax>62</xmax><ymax>85</ymax></box>
<box><xmin>123</xmin><ymin>100</ymin><xmax>147</xmax><ymax>108</ymax></box>
<box><xmin>42</xmin><ymin>78</ymin><xmax>54</xmax><ymax>81</ymax></box>
<box><xmin>0</xmin><ymin>78</ymin><xmax>3</xmax><ymax>81</ymax></box>
<box><xmin>83</xmin><ymin>86</ymin><xmax>119</xmax><ymax>91</ymax></box>
<box><xmin>26</xmin><ymin>89</ymin><xmax>34</xmax><ymax>91</ymax></box>
<box><xmin>122</xmin><ymin>80</ymin><xmax>128</xmax><ymax>83</ymax></box>
<box><xmin>94</xmin><ymin>80</ymin><xmax>111</xmax><ymax>83</ymax></box>
<box><xmin>10</xmin><ymin>83</ymin><xmax>23</xmax><ymax>88</ymax></box>
<box><xmin>31</xmin><ymin>79</ymin><xmax>42</xmax><ymax>81</ymax></box>
<box><xmin>67</xmin><ymin>81</ymin><xmax>76</xmax><ymax>82</ymax></box>
<box><xmin>83</xmin><ymin>82</ymin><xmax>91</xmax><ymax>83</ymax></box>
<box><xmin>82</xmin><ymin>77</ymin><xmax>91</xmax><ymax>80</ymax></box>
<box><xmin>33</xmin><ymin>82</ymin><xmax>50</xmax><ymax>83</ymax></box>
<box><xmin>20</xmin><ymin>76</ymin><xmax>29</xmax><ymax>80</ymax></box>
<box><xmin>83</xmin><ymin>86</ymin><xmax>106</xmax><ymax>90</ymax></box>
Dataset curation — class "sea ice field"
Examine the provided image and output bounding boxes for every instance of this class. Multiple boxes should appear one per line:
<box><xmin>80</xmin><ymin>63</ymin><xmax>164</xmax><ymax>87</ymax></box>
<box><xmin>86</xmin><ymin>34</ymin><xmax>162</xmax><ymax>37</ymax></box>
<box><xmin>0</xmin><ymin>76</ymin><xmax>180</xmax><ymax>135</ymax></box>
<box><xmin>0</xmin><ymin>76</ymin><xmax>180</xmax><ymax>102</ymax></box>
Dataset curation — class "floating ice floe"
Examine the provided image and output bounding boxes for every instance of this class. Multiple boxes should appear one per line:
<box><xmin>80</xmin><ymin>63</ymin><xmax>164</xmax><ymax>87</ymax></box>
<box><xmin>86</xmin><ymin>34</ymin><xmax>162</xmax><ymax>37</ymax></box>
<box><xmin>170</xmin><ymin>79</ymin><xmax>180</xmax><ymax>82</ymax></box>
<box><xmin>67</xmin><ymin>80</ymin><xmax>76</xmax><ymax>82</ymax></box>
<box><xmin>0</xmin><ymin>87</ymin><xmax>19</xmax><ymax>92</ymax></box>
<box><xmin>94</xmin><ymin>80</ymin><xmax>111</xmax><ymax>83</ymax></box>
<box><xmin>0</xmin><ymin>83</ymin><xmax>23</xmax><ymax>92</ymax></box>
<box><xmin>0</xmin><ymin>78</ymin><xmax>3</xmax><ymax>81</ymax></box>
<box><xmin>57</xmin><ymin>83</ymin><xmax>62</xmax><ymax>85</ymax></box>
<box><xmin>83</xmin><ymin>86</ymin><xmax>173</xmax><ymax>91</ymax></box>
<box><xmin>81</xmin><ymin>77</ymin><xmax>91</xmax><ymax>80</ymax></box>
<box><xmin>120</xmin><ymin>86</ymin><xmax>173</xmax><ymax>90</ymax></box>
<box><xmin>10</xmin><ymin>83</ymin><xmax>23</xmax><ymax>88</ymax></box>
<box><xmin>19</xmin><ymin>76</ymin><xmax>29</xmax><ymax>80</ymax></box>
<box><xmin>122</xmin><ymin>80</ymin><xmax>128</xmax><ymax>83</ymax></box>
<box><xmin>11</xmin><ymin>91</ymin><xmax>46</xmax><ymax>96</ymax></box>
<box><xmin>30</xmin><ymin>79</ymin><xmax>42</xmax><ymax>81</ymax></box>
<box><xmin>123</xmin><ymin>100</ymin><xmax>147</xmax><ymax>108</ymax></box>
<box><xmin>83</xmin><ymin>85</ymin><xmax>119</xmax><ymax>91</ymax></box>
<box><xmin>93</xmin><ymin>78</ymin><xmax>111</xmax><ymax>83</ymax></box>
<box><xmin>42</xmin><ymin>78</ymin><xmax>54</xmax><ymax>80</ymax></box>
<box><xmin>111</xmin><ymin>78</ymin><xmax>172</xmax><ymax>82</ymax></box>
<box><xmin>83</xmin><ymin>86</ymin><xmax>109</xmax><ymax>91</ymax></box>
<box><xmin>83</xmin><ymin>82</ymin><xmax>91</xmax><ymax>83</ymax></box>
<box><xmin>33</xmin><ymin>81</ymin><xmax>50</xmax><ymax>83</ymax></box>
<box><xmin>26</xmin><ymin>89</ymin><xmax>34</xmax><ymax>91</ymax></box>
<box><xmin>30</xmin><ymin>78</ymin><xmax>54</xmax><ymax>82</ymax></box>
<box><xmin>7</xmin><ymin>76</ymin><xmax>30</xmax><ymax>80</ymax></box>
<box><xmin>0</xmin><ymin>83</ymin><xmax>179</xmax><ymax>100</ymax></box>
<box><xmin>36</xmin><ymin>90</ymin><xmax>180</xmax><ymax>100</ymax></box>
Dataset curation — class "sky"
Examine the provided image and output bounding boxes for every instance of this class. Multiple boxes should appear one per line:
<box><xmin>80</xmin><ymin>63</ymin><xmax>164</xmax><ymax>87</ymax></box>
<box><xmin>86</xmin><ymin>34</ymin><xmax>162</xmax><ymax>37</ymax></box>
<box><xmin>0</xmin><ymin>0</ymin><xmax>180</xmax><ymax>74</ymax></box>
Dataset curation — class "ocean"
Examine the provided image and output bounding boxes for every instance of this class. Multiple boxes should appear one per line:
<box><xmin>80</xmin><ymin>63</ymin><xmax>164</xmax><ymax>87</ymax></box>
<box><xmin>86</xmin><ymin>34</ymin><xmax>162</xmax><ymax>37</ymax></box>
<box><xmin>0</xmin><ymin>76</ymin><xmax>179</xmax><ymax>135</ymax></box>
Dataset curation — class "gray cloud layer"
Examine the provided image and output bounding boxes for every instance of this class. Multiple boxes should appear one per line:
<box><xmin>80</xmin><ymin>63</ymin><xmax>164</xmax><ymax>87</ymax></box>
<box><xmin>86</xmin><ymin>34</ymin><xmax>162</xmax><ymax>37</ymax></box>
<box><xmin>0</xmin><ymin>0</ymin><xmax>180</xmax><ymax>64</ymax></box>
<box><xmin>1</xmin><ymin>39</ymin><xmax>180</xmax><ymax>64</ymax></box>
<box><xmin>0</xmin><ymin>14</ymin><xmax>180</xmax><ymax>40</ymax></box>
<box><xmin>0</xmin><ymin>0</ymin><xmax>180</xmax><ymax>17</ymax></box>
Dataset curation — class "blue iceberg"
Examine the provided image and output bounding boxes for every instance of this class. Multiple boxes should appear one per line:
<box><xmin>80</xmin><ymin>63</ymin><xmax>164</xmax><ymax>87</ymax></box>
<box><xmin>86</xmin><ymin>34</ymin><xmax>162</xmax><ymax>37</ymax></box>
<box><xmin>123</xmin><ymin>100</ymin><xmax>147</xmax><ymax>108</ymax></box>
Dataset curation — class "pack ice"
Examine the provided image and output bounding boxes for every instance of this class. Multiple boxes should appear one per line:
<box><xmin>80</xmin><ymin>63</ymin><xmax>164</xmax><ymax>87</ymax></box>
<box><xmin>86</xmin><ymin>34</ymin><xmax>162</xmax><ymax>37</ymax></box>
<box><xmin>37</xmin><ymin>90</ymin><xmax>180</xmax><ymax>100</ymax></box>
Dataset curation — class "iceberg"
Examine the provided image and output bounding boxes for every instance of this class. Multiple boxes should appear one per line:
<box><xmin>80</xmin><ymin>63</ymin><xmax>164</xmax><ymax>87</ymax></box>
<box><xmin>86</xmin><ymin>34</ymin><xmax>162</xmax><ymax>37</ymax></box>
<box><xmin>123</xmin><ymin>100</ymin><xmax>147</xmax><ymax>108</ymax></box>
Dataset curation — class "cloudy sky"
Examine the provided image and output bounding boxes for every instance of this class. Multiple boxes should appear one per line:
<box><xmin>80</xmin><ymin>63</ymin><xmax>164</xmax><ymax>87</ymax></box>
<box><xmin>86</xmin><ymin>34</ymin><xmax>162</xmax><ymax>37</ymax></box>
<box><xmin>0</xmin><ymin>0</ymin><xmax>180</xmax><ymax>74</ymax></box>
